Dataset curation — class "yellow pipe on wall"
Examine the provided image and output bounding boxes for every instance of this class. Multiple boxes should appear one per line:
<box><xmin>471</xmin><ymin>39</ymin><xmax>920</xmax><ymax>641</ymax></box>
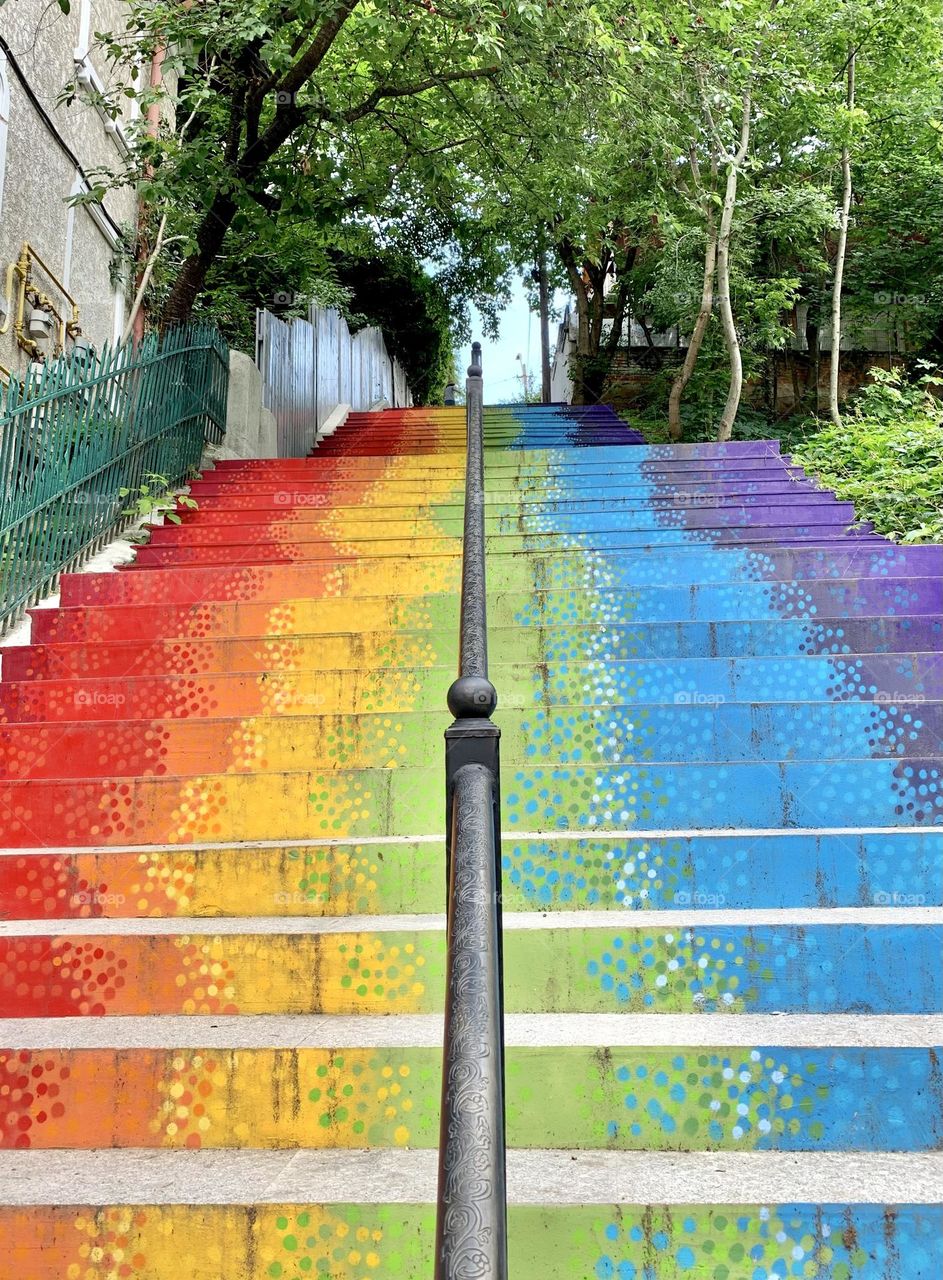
<box><xmin>6</xmin><ymin>242</ymin><xmax>82</xmax><ymax>357</ymax></box>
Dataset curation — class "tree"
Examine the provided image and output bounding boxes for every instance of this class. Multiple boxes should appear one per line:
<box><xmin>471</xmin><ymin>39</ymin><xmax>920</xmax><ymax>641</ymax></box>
<box><xmin>81</xmin><ymin>0</ymin><xmax>629</xmax><ymax>334</ymax></box>
<box><xmin>829</xmin><ymin>46</ymin><xmax>855</xmax><ymax>427</ymax></box>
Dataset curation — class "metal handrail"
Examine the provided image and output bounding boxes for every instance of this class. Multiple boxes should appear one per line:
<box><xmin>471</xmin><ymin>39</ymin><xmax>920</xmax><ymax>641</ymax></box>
<box><xmin>0</xmin><ymin>324</ymin><xmax>228</xmax><ymax>634</ymax></box>
<box><xmin>435</xmin><ymin>344</ymin><xmax>508</xmax><ymax>1278</ymax></box>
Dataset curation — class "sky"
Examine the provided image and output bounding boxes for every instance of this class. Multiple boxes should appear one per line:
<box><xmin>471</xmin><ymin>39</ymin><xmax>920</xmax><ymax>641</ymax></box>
<box><xmin>470</xmin><ymin>275</ymin><xmax>575</xmax><ymax>402</ymax></box>
<box><xmin>457</xmin><ymin>273</ymin><xmax>572</xmax><ymax>403</ymax></box>
<box><xmin>465</xmin><ymin>275</ymin><xmax>537</xmax><ymax>403</ymax></box>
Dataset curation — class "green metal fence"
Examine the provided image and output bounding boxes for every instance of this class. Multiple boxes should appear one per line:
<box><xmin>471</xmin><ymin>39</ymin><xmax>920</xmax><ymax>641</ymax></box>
<box><xmin>0</xmin><ymin>324</ymin><xmax>229</xmax><ymax>633</ymax></box>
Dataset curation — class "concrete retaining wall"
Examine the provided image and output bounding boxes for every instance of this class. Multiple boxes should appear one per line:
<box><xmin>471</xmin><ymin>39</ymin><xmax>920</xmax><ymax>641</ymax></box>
<box><xmin>219</xmin><ymin>349</ymin><xmax>278</xmax><ymax>459</ymax></box>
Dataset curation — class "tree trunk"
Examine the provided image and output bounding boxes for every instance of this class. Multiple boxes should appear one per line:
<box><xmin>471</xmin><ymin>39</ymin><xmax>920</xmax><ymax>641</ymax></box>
<box><xmin>829</xmin><ymin>48</ymin><xmax>855</xmax><ymax>427</ymax></box>
<box><xmin>716</xmin><ymin>88</ymin><xmax>753</xmax><ymax>443</ymax></box>
<box><xmin>811</xmin><ymin>328</ymin><xmax>821</xmax><ymax>411</ymax></box>
<box><xmin>124</xmin><ymin>214</ymin><xmax>168</xmax><ymax>343</ymax></box>
<box><xmin>537</xmin><ymin>244</ymin><xmax>552</xmax><ymax>403</ymax></box>
<box><xmin>668</xmin><ymin>220</ymin><xmax>718</xmax><ymax>441</ymax></box>
<box><xmin>789</xmin><ymin>351</ymin><xmax>803</xmax><ymax>413</ymax></box>
<box><xmin>132</xmin><ymin>43</ymin><xmax>166</xmax><ymax>345</ymax></box>
<box><xmin>555</xmin><ymin>241</ymin><xmax>628</xmax><ymax>405</ymax></box>
<box><xmin>160</xmin><ymin>194</ymin><xmax>237</xmax><ymax>327</ymax></box>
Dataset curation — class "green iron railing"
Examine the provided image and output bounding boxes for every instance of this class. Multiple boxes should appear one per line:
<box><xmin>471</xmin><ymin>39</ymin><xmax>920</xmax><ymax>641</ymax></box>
<box><xmin>0</xmin><ymin>324</ymin><xmax>229</xmax><ymax>633</ymax></box>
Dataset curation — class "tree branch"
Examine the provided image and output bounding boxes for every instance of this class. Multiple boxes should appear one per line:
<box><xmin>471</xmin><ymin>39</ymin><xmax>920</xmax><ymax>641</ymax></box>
<box><xmin>343</xmin><ymin>65</ymin><xmax>498</xmax><ymax>124</ymax></box>
<box><xmin>275</xmin><ymin>0</ymin><xmax>361</xmax><ymax>98</ymax></box>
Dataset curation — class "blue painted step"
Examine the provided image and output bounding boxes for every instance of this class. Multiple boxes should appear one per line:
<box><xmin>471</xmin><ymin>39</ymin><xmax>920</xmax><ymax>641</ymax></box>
<box><xmin>517</xmin><ymin>700</ymin><xmax>943</xmax><ymax>763</ymax></box>
<box><xmin>508</xmin><ymin>579</ymin><xmax>941</xmax><ymax>621</ymax></box>
<box><xmin>502</xmin><ymin>759</ymin><xmax>941</xmax><ymax>829</ymax></box>
<box><xmin>503</xmin><ymin>829</ymin><xmax>943</xmax><ymax>909</ymax></box>
<box><xmin>527</xmin><ymin>616</ymin><xmax>943</xmax><ymax>658</ymax></box>
<box><xmin>495</xmin><ymin>653</ymin><xmax>941</xmax><ymax>704</ymax></box>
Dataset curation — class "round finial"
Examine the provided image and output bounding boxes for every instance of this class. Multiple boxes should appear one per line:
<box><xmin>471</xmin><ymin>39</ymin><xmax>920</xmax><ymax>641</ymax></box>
<box><xmin>447</xmin><ymin>675</ymin><xmax>497</xmax><ymax>718</ymax></box>
<box><xmin>468</xmin><ymin>341</ymin><xmax>483</xmax><ymax>378</ymax></box>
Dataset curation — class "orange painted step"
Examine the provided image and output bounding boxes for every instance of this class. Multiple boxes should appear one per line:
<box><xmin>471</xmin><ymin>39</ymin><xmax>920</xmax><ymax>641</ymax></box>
<box><xmin>2</xmin><ymin>630</ymin><xmax>447</xmax><ymax>680</ymax></box>
<box><xmin>0</xmin><ymin>666</ymin><xmax>442</xmax><ymax>723</ymax></box>
<box><xmin>58</xmin><ymin>558</ymin><xmax>460</xmax><ymax>607</ymax></box>
<box><xmin>28</xmin><ymin>597</ymin><xmax>424</xmax><ymax>643</ymax></box>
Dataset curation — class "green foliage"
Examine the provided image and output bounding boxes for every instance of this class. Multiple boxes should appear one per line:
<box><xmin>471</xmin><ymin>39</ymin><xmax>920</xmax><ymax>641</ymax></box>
<box><xmin>628</xmin><ymin>362</ymin><xmax>942</xmax><ymax>542</ymax></box>
<box><xmin>331</xmin><ymin>255</ymin><xmax>453</xmax><ymax>406</ymax></box>
<box><xmin>789</xmin><ymin>366</ymin><xmax>943</xmax><ymax>542</ymax></box>
<box><xmin>626</xmin><ymin>399</ymin><xmax>784</xmax><ymax>445</ymax></box>
<box><xmin>119</xmin><ymin>473</ymin><xmax>198</xmax><ymax>529</ymax></box>
<box><xmin>55</xmin><ymin>0</ymin><xmax>943</xmax><ymax>435</ymax></box>
<box><xmin>183</xmin><ymin>228</ymin><xmax>454</xmax><ymax>404</ymax></box>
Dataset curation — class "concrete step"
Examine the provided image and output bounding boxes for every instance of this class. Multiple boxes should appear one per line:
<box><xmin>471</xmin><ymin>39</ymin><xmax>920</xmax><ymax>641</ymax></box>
<box><xmin>202</xmin><ymin>461</ymin><xmax>811</xmax><ymax>489</ymax></box>
<box><xmin>160</xmin><ymin>514</ymin><xmax>876</xmax><ymax>549</ymax></box>
<box><xmin>1</xmin><ymin>701</ymin><xmax>939</xmax><ymax>778</ymax></box>
<box><xmin>186</xmin><ymin>466</ymin><xmax>815</xmax><ymax>502</ymax></box>
<box><xmin>56</xmin><ymin>565</ymin><xmax>938</xmax><ymax>614</ymax></box>
<box><xmin>190</xmin><ymin>457</ymin><xmax>796</xmax><ymax>483</ymax></box>
<box><xmin>193</xmin><ymin>462</ymin><xmax>810</xmax><ymax>488</ymax></box>
<box><xmin>3</xmin><ymin>830</ymin><xmax>938</xmax><ymax>919</ymax></box>
<box><xmin>2</xmin><ymin>652</ymin><xmax>938</xmax><ymax>722</ymax></box>
<box><xmin>0</xmin><ymin>1170</ymin><xmax>938</xmax><ymax>1279</ymax></box>
<box><xmin>0</xmin><ymin>1042</ymin><xmax>938</xmax><ymax>1151</ymax></box>
<box><xmin>173</xmin><ymin>481</ymin><xmax>832</xmax><ymax>521</ymax></box>
<box><xmin>164</xmin><ymin>495</ymin><xmax>857</xmax><ymax>541</ymax></box>
<box><xmin>0</xmin><ymin>756</ymin><xmax>937</xmax><ymax>846</ymax></box>
<box><xmin>139</xmin><ymin>530</ymin><xmax>939</xmax><ymax>585</ymax></box>
<box><xmin>187</xmin><ymin>470</ymin><xmax>814</xmax><ymax>501</ymax></box>
<box><xmin>347</xmin><ymin>443</ymin><xmax>783</xmax><ymax>461</ymax></box>
<box><xmin>175</xmin><ymin>483</ymin><xmax>830</xmax><ymax>520</ymax></box>
<box><xmin>129</xmin><ymin>519</ymin><xmax>880</xmax><ymax>567</ymax></box>
<box><xmin>28</xmin><ymin>608</ymin><xmax>940</xmax><ymax>654</ymax></box>
<box><xmin>315</xmin><ymin>439</ymin><xmax>782</xmax><ymax>461</ymax></box>
<box><xmin>1</xmin><ymin>919</ymin><xmax>939</xmax><ymax>1015</ymax></box>
<box><xmin>57</xmin><ymin>557</ymin><xmax>462</xmax><ymax>607</ymax></box>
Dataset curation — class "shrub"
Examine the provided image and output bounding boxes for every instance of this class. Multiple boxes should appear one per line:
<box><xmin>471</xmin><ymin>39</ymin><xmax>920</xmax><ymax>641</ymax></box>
<box><xmin>790</xmin><ymin>366</ymin><xmax>943</xmax><ymax>543</ymax></box>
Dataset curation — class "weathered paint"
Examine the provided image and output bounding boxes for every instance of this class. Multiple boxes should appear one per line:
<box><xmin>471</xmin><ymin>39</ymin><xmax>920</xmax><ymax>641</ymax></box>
<box><xmin>1</xmin><ymin>1046</ymin><xmax>939</xmax><ymax>1150</ymax></box>
<box><xmin>3</xmin><ymin>829</ymin><xmax>939</xmax><ymax>921</ymax></box>
<box><xmin>0</xmin><ymin>1203</ymin><xmax>939</xmax><ymax>1279</ymax></box>
<box><xmin>1</xmin><ymin>925</ymin><xmax>940</xmax><ymax>1016</ymax></box>
<box><xmin>0</xmin><ymin>402</ymin><xmax>940</xmax><ymax>1270</ymax></box>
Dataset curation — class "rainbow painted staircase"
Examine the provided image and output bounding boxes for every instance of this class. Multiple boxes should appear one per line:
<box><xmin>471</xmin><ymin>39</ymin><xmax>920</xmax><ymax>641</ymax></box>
<box><xmin>0</xmin><ymin>401</ymin><xmax>941</xmax><ymax>1276</ymax></box>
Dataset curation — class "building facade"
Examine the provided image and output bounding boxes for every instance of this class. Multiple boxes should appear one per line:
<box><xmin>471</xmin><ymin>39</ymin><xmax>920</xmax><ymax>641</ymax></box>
<box><xmin>0</xmin><ymin>0</ymin><xmax>137</xmax><ymax>380</ymax></box>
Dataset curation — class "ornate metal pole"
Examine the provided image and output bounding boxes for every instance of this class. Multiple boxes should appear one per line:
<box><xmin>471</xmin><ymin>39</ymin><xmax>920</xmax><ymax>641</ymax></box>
<box><xmin>436</xmin><ymin>343</ymin><xmax>508</xmax><ymax>1279</ymax></box>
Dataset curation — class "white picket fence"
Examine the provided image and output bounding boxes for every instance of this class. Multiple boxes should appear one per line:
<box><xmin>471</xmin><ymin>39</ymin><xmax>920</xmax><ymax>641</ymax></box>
<box><xmin>255</xmin><ymin>304</ymin><xmax>412</xmax><ymax>457</ymax></box>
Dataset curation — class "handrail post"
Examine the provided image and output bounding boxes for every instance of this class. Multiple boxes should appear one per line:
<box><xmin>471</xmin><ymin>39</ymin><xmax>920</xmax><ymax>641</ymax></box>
<box><xmin>436</xmin><ymin>343</ymin><xmax>508</xmax><ymax>1279</ymax></box>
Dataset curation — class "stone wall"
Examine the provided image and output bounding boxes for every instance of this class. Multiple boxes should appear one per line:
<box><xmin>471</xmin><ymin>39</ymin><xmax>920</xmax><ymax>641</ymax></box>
<box><xmin>0</xmin><ymin>1</ymin><xmax>137</xmax><ymax>378</ymax></box>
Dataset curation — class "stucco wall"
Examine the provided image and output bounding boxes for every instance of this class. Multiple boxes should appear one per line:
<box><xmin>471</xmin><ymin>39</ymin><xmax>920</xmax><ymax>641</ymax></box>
<box><xmin>0</xmin><ymin>0</ymin><xmax>136</xmax><ymax>378</ymax></box>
